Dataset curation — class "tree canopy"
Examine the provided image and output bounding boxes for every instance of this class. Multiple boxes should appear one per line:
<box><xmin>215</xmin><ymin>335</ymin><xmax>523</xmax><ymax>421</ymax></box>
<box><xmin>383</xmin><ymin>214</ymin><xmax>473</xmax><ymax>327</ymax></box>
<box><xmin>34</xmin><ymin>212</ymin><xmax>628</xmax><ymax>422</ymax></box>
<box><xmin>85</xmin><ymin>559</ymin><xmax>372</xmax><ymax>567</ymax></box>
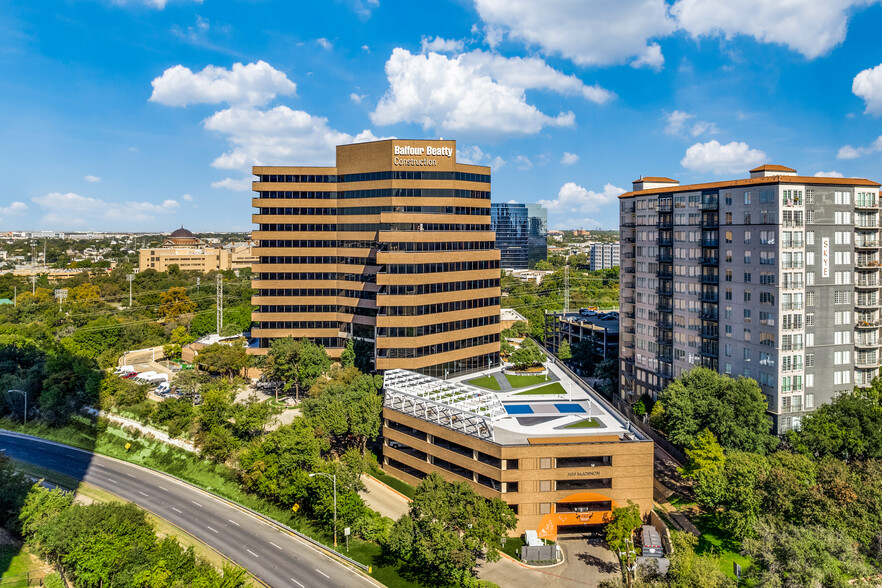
<box><xmin>263</xmin><ymin>337</ymin><xmax>331</xmax><ymax>399</ymax></box>
<box><xmin>652</xmin><ymin>368</ymin><xmax>777</xmax><ymax>454</ymax></box>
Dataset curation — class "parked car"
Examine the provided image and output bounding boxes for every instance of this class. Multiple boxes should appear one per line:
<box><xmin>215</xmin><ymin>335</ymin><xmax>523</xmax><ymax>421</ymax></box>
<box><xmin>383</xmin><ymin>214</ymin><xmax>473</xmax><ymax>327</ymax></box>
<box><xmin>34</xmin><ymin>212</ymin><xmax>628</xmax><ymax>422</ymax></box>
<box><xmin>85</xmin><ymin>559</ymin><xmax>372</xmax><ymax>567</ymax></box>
<box><xmin>121</xmin><ymin>371</ymin><xmax>139</xmax><ymax>379</ymax></box>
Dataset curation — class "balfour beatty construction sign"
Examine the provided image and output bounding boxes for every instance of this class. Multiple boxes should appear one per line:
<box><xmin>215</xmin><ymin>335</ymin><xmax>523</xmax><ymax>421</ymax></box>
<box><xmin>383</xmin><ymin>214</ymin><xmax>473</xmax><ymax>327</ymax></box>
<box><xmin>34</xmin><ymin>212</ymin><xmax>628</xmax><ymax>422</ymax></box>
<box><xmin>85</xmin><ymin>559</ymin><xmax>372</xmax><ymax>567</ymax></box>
<box><xmin>393</xmin><ymin>144</ymin><xmax>454</xmax><ymax>166</ymax></box>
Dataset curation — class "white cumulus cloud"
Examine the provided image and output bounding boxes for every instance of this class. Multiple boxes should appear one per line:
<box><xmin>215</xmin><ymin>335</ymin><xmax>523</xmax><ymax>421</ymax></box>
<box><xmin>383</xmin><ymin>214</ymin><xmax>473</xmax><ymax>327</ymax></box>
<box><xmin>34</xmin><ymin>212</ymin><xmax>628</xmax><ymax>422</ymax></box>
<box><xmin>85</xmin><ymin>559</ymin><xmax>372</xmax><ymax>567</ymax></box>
<box><xmin>149</xmin><ymin>61</ymin><xmax>296</xmax><ymax>107</ymax></box>
<box><xmin>317</xmin><ymin>38</ymin><xmax>333</xmax><ymax>50</ymax></box>
<box><xmin>371</xmin><ymin>48</ymin><xmax>611</xmax><ymax>137</ymax></box>
<box><xmin>457</xmin><ymin>145</ymin><xmax>506</xmax><ymax>169</ymax></box>
<box><xmin>815</xmin><ymin>171</ymin><xmax>845</xmax><ymax>178</ymax></box>
<box><xmin>211</xmin><ymin>178</ymin><xmax>253</xmax><ymax>191</ymax></box>
<box><xmin>671</xmin><ymin>0</ymin><xmax>880</xmax><ymax>60</ymax></box>
<box><xmin>561</xmin><ymin>152</ymin><xmax>579</xmax><ymax>165</ymax></box>
<box><xmin>474</xmin><ymin>0</ymin><xmax>675</xmax><ymax>67</ymax></box>
<box><xmin>664</xmin><ymin>110</ymin><xmax>718</xmax><ymax>137</ymax></box>
<box><xmin>680</xmin><ymin>140</ymin><xmax>767</xmax><ymax>175</ymax></box>
<box><xmin>421</xmin><ymin>36</ymin><xmax>464</xmax><ymax>53</ymax></box>
<box><xmin>0</xmin><ymin>201</ymin><xmax>27</xmax><ymax>215</ymax></box>
<box><xmin>853</xmin><ymin>62</ymin><xmax>882</xmax><ymax>116</ymax></box>
<box><xmin>539</xmin><ymin>182</ymin><xmax>626</xmax><ymax>222</ymax></box>
<box><xmin>837</xmin><ymin>136</ymin><xmax>882</xmax><ymax>159</ymax></box>
<box><xmin>113</xmin><ymin>0</ymin><xmax>200</xmax><ymax>9</ymax></box>
<box><xmin>350</xmin><ymin>92</ymin><xmax>367</xmax><ymax>104</ymax></box>
<box><xmin>84</xmin><ymin>175</ymin><xmax>101</xmax><ymax>183</ymax></box>
<box><xmin>182</xmin><ymin>193</ymin><xmax>194</xmax><ymax>201</ymax></box>
<box><xmin>631</xmin><ymin>43</ymin><xmax>665</xmax><ymax>71</ymax></box>
<box><xmin>31</xmin><ymin>192</ymin><xmax>180</xmax><ymax>227</ymax></box>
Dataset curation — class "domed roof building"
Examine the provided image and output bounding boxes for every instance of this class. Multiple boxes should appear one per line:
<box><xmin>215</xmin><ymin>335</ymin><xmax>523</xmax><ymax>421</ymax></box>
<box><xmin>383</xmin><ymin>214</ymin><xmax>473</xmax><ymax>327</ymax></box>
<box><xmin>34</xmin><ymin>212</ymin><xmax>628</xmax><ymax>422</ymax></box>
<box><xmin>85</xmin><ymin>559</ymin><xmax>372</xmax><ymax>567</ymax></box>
<box><xmin>163</xmin><ymin>226</ymin><xmax>203</xmax><ymax>248</ymax></box>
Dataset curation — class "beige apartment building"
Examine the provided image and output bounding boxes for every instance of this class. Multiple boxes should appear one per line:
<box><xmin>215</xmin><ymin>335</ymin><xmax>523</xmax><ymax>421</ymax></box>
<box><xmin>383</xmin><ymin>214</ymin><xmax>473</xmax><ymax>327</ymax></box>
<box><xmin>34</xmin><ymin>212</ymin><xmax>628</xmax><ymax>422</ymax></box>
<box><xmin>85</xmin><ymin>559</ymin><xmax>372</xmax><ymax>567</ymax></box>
<box><xmin>249</xmin><ymin>139</ymin><xmax>501</xmax><ymax>376</ymax></box>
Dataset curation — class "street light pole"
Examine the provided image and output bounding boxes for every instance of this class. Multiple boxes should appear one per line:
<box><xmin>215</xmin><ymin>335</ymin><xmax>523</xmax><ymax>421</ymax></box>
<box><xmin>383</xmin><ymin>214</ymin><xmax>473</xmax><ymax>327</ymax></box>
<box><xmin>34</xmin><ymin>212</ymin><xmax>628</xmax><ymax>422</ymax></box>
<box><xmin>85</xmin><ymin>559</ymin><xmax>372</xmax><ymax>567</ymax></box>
<box><xmin>309</xmin><ymin>472</ymin><xmax>337</xmax><ymax>547</ymax></box>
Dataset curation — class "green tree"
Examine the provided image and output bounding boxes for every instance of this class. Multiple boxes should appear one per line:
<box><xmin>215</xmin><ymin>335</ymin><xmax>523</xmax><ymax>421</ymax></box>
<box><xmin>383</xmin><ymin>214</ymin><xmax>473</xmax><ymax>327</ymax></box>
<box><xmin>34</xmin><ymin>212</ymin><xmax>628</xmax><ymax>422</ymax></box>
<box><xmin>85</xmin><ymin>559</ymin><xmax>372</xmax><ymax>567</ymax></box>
<box><xmin>263</xmin><ymin>337</ymin><xmax>331</xmax><ymax>400</ymax></box>
<box><xmin>509</xmin><ymin>338</ymin><xmax>544</xmax><ymax>370</ymax></box>
<box><xmin>196</xmin><ymin>341</ymin><xmax>248</xmax><ymax>382</ymax></box>
<box><xmin>605</xmin><ymin>501</ymin><xmax>643</xmax><ymax>586</ymax></box>
<box><xmin>198</xmin><ymin>424</ymin><xmax>239</xmax><ymax>463</ymax></box>
<box><xmin>0</xmin><ymin>454</ymin><xmax>34</xmax><ymax>533</ymax></box>
<box><xmin>340</xmin><ymin>339</ymin><xmax>355</xmax><ymax>367</ymax></box>
<box><xmin>655</xmin><ymin>368</ymin><xmax>777</xmax><ymax>454</ymax></box>
<box><xmin>302</xmin><ymin>367</ymin><xmax>383</xmax><ymax>453</ymax></box>
<box><xmin>679</xmin><ymin>429</ymin><xmax>726</xmax><ymax>509</ymax></box>
<box><xmin>385</xmin><ymin>472</ymin><xmax>517</xmax><ymax>585</ymax></box>
<box><xmin>788</xmin><ymin>393</ymin><xmax>882</xmax><ymax>461</ymax></box>
<box><xmin>557</xmin><ymin>339</ymin><xmax>573</xmax><ymax>360</ymax></box>
<box><xmin>742</xmin><ymin>518</ymin><xmax>872</xmax><ymax>588</ymax></box>
<box><xmin>158</xmin><ymin>286</ymin><xmax>196</xmax><ymax>319</ymax></box>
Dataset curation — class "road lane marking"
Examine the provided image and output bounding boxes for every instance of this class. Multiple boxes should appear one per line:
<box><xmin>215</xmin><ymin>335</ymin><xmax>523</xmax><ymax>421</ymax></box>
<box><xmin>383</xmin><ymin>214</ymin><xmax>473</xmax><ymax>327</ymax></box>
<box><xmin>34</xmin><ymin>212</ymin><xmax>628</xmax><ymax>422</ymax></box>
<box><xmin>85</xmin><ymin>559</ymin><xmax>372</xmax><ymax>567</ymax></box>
<box><xmin>228</xmin><ymin>519</ymin><xmax>240</xmax><ymax>526</ymax></box>
<box><xmin>206</xmin><ymin>526</ymin><xmax>218</xmax><ymax>533</ymax></box>
<box><xmin>171</xmin><ymin>507</ymin><xmax>183</xmax><ymax>514</ymax></box>
<box><xmin>269</xmin><ymin>541</ymin><xmax>282</xmax><ymax>550</ymax></box>
<box><xmin>191</xmin><ymin>501</ymin><xmax>202</xmax><ymax>507</ymax></box>
<box><xmin>138</xmin><ymin>491</ymin><xmax>149</xmax><ymax>497</ymax></box>
<box><xmin>291</xmin><ymin>580</ymin><xmax>304</xmax><ymax>587</ymax></box>
<box><xmin>158</xmin><ymin>486</ymin><xmax>169</xmax><ymax>491</ymax></box>
<box><xmin>106</xmin><ymin>478</ymin><xmax>118</xmax><ymax>484</ymax></box>
<box><xmin>126</xmin><ymin>473</ymin><xmax>136</xmax><ymax>478</ymax></box>
<box><xmin>316</xmin><ymin>569</ymin><xmax>329</xmax><ymax>578</ymax></box>
<box><xmin>246</xmin><ymin>549</ymin><xmax>259</xmax><ymax>558</ymax></box>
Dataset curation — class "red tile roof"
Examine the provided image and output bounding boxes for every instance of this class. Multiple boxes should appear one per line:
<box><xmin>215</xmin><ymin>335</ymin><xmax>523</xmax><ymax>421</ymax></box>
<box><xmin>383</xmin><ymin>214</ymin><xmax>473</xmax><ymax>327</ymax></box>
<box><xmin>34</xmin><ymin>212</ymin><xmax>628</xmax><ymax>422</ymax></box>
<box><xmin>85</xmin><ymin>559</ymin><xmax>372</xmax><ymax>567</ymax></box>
<box><xmin>749</xmin><ymin>164</ymin><xmax>797</xmax><ymax>173</ymax></box>
<box><xmin>633</xmin><ymin>176</ymin><xmax>679</xmax><ymax>183</ymax></box>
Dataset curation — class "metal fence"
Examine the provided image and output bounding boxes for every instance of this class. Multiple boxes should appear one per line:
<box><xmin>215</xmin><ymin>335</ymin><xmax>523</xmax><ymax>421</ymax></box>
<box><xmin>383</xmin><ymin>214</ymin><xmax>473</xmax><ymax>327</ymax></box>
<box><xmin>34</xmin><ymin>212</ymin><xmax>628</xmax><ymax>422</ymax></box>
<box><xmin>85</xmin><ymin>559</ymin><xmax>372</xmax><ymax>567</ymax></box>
<box><xmin>521</xmin><ymin>544</ymin><xmax>559</xmax><ymax>563</ymax></box>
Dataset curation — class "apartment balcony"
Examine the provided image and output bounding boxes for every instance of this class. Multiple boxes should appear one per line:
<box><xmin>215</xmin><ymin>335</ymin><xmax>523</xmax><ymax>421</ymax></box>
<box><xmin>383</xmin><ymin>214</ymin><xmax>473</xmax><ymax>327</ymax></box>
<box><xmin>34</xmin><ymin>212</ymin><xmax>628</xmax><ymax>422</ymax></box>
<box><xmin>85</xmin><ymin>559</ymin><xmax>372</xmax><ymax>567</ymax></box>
<box><xmin>700</xmin><ymin>256</ymin><xmax>719</xmax><ymax>265</ymax></box>
<box><xmin>701</xmin><ymin>327</ymin><xmax>719</xmax><ymax>338</ymax></box>
<box><xmin>700</xmin><ymin>273</ymin><xmax>719</xmax><ymax>284</ymax></box>
<box><xmin>856</xmin><ymin>239</ymin><xmax>880</xmax><ymax>249</ymax></box>
<box><xmin>658</xmin><ymin>252</ymin><xmax>674</xmax><ymax>263</ymax></box>
<box><xmin>700</xmin><ymin>216</ymin><xmax>719</xmax><ymax>229</ymax></box>
<box><xmin>700</xmin><ymin>292</ymin><xmax>719</xmax><ymax>303</ymax></box>
<box><xmin>658</xmin><ymin>270</ymin><xmax>674</xmax><ymax>279</ymax></box>
<box><xmin>856</xmin><ymin>356</ymin><xmax>881</xmax><ymax>368</ymax></box>
<box><xmin>700</xmin><ymin>309</ymin><xmax>719</xmax><ymax>321</ymax></box>
<box><xmin>658</xmin><ymin>236</ymin><xmax>673</xmax><ymax>246</ymax></box>
<box><xmin>622</xmin><ymin>221</ymin><xmax>636</xmax><ymax>228</ymax></box>
<box><xmin>857</xmin><ymin>257</ymin><xmax>881</xmax><ymax>269</ymax></box>
<box><xmin>856</xmin><ymin>277</ymin><xmax>880</xmax><ymax>288</ymax></box>
<box><xmin>658</xmin><ymin>221</ymin><xmax>673</xmax><ymax>229</ymax></box>
<box><xmin>657</xmin><ymin>303</ymin><xmax>674</xmax><ymax>313</ymax></box>
<box><xmin>856</xmin><ymin>220</ymin><xmax>879</xmax><ymax>229</ymax></box>
<box><xmin>701</xmin><ymin>238</ymin><xmax>720</xmax><ymax>247</ymax></box>
<box><xmin>855</xmin><ymin>337</ymin><xmax>880</xmax><ymax>348</ymax></box>
<box><xmin>701</xmin><ymin>197</ymin><xmax>719</xmax><ymax>211</ymax></box>
<box><xmin>856</xmin><ymin>319</ymin><xmax>882</xmax><ymax>328</ymax></box>
<box><xmin>856</xmin><ymin>298</ymin><xmax>881</xmax><ymax>309</ymax></box>
<box><xmin>624</xmin><ymin>266</ymin><xmax>636</xmax><ymax>274</ymax></box>
<box><xmin>623</xmin><ymin>235</ymin><xmax>636</xmax><ymax>243</ymax></box>
<box><xmin>623</xmin><ymin>311</ymin><xmax>636</xmax><ymax>320</ymax></box>
<box><xmin>700</xmin><ymin>343</ymin><xmax>718</xmax><ymax>357</ymax></box>
<box><xmin>856</xmin><ymin>199</ymin><xmax>879</xmax><ymax>209</ymax></box>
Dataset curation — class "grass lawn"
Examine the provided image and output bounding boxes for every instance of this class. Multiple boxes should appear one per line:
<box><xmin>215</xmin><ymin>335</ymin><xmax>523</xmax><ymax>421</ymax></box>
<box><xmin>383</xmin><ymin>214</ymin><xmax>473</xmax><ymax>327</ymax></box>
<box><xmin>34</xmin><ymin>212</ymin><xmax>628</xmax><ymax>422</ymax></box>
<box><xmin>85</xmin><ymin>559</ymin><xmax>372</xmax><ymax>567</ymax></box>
<box><xmin>562</xmin><ymin>418</ymin><xmax>600</xmax><ymax>429</ymax></box>
<box><xmin>467</xmin><ymin>376</ymin><xmax>501</xmax><ymax>391</ymax></box>
<box><xmin>0</xmin><ymin>545</ymin><xmax>43</xmax><ymax>581</ymax></box>
<box><xmin>514</xmin><ymin>382</ymin><xmax>567</xmax><ymax>395</ymax></box>
<box><xmin>371</xmin><ymin>469</ymin><xmax>416</xmax><ymax>500</ymax></box>
<box><xmin>504</xmin><ymin>374</ymin><xmax>549</xmax><ymax>389</ymax></box>
<box><xmin>500</xmin><ymin>536</ymin><xmax>525</xmax><ymax>560</ymax></box>
<box><xmin>693</xmin><ymin>513</ymin><xmax>752</xmax><ymax>581</ymax></box>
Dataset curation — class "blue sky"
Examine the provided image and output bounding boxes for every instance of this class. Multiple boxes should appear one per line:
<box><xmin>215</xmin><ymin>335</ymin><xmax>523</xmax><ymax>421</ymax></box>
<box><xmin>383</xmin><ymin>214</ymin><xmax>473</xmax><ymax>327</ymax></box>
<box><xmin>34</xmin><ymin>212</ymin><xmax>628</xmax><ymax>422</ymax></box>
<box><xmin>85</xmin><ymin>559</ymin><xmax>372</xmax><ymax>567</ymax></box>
<box><xmin>2</xmin><ymin>0</ymin><xmax>882</xmax><ymax>232</ymax></box>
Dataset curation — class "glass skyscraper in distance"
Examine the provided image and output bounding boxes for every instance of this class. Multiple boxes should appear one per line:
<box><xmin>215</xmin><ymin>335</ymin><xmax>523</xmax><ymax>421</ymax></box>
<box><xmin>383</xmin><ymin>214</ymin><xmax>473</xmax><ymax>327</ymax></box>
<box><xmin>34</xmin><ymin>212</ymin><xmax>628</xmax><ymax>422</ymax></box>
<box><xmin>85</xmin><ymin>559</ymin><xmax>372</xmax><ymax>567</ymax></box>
<box><xmin>490</xmin><ymin>203</ymin><xmax>548</xmax><ymax>269</ymax></box>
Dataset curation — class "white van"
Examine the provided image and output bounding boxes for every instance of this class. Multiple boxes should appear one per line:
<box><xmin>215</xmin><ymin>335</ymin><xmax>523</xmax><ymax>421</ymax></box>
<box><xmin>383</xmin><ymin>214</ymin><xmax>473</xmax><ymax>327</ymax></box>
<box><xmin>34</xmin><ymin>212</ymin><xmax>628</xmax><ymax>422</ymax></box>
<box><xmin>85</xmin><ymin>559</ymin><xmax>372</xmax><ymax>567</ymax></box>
<box><xmin>115</xmin><ymin>365</ymin><xmax>135</xmax><ymax>375</ymax></box>
<box><xmin>134</xmin><ymin>371</ymin><xmax>157</xmax><ymax>382</ymax></box>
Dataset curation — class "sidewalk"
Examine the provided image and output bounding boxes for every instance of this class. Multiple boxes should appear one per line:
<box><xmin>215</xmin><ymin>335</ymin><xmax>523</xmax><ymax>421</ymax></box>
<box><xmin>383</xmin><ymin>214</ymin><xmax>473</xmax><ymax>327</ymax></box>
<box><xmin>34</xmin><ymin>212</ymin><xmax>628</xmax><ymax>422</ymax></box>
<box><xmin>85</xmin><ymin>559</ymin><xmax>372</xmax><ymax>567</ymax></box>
<box><xmin>358</xmin><ymin>475</ymin><xmax>409</xmax><ymax>520</ymax></box>
<box><xmin>83</xmin><ymin>408</ymin><xmax>197</xmax><ymax>453</ymax></box>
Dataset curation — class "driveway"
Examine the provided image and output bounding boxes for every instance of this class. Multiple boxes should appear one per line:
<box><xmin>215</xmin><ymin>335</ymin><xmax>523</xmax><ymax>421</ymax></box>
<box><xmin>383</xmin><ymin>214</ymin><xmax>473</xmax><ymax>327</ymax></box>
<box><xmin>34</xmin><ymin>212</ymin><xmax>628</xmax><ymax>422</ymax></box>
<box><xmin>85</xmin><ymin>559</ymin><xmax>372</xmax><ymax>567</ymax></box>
<box><xmin>358</xmin><ymin>475</ymin><xmax>409</xmax><ymax>521</ymax></box>
<box><xmin>476</xmin><ymin>537</ymin><xmax>619</xmax><ymax>588</ymax></box>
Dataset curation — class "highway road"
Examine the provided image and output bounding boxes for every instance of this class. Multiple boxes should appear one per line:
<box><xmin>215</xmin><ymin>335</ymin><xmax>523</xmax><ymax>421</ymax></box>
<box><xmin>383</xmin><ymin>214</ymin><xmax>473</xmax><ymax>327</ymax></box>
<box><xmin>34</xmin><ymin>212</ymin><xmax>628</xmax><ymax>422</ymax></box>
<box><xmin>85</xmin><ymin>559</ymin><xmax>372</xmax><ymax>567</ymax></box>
<box><xmin>0</xmin><ymin>431</ymin><xmax>379</xmax><ymax>588</ymax></box>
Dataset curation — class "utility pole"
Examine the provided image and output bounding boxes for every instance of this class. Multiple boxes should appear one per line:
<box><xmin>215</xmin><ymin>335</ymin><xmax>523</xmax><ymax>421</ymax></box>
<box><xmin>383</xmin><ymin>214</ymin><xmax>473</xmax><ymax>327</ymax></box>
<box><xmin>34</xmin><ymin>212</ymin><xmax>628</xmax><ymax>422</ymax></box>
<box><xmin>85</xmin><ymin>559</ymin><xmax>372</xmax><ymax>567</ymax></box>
<box><xmin>564</xmin><ymin>265</ymin><xmax>570</xmax><ymax>315</ymax></box>
<box><xmin>55</xmin><ymin>288</ymin><xmax>68</xmax><ymax>306</ymax></box>
<box><xmin>216</xmin><ymin>274</ymin><xmax>223</xmax><ymax>334</ymax></box>
<box><xmin>30</xmin><ymin>275</ymin><xmax>36</xmax><ymax>294</ymax></box>
<box><xmin>196</xmin><ymin>277</ymin><xmax>200</xmax><ymax>294</ymax></box>
<box><xmin>127</xmin><ymin>274</ymin><xmax>135</xmax><ymax>307</ymax></box>
<box><xmin>13</xmin><ymin>286</ymin><xmax>16</xmax><ymax>307</ymax></box>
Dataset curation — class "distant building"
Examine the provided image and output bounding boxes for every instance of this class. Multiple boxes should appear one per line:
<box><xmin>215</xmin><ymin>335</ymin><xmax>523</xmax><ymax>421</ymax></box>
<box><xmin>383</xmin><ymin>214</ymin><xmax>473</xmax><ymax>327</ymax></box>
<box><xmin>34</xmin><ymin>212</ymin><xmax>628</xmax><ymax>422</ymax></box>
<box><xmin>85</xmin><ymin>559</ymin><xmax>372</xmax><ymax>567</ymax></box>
<box><xmin>589</xmin><ymin>242</ymin><xmax>620</xmax><ymax>270</ymax></box>
<box><xmin>500</xmin><ymin>308</ymin><xmax>528</xmax><ymax>331</ymax></box>
<box><xmin>545</xmin><ymin>311</ymin><xmax>619</xmax><ymax>362</ymax></box>
<box><xmin>506</xmin><ymin>269</ymin><xmax>553</xmax><ymax>285</ymax></box>
<box><xmin>138</xmin><ymin>227</ymin><xmax>255</xmax><ymax>273</ymax></box>
<box><xmin>491</xmin><ymin>203</ymin><xmax>548</xmax><ymax>269</ymax></box>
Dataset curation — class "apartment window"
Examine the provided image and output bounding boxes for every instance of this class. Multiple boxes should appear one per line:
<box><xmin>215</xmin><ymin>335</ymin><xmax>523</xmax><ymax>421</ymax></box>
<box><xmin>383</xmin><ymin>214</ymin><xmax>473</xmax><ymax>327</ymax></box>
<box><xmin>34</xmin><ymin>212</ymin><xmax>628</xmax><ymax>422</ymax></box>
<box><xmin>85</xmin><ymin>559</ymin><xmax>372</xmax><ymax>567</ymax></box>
<box><xmin>540</xmin><ymin>480</ymin><xmax>552</xmax><ymax>492</ymax></box>
<box><xmin>725</xmin><ymin>306</ymin><xmax>733</xmax><ymax>319</ymax></box>
<box><xmin>744</xmin><ymin>212</ymin><xmax>752</xmax><ymax>224</ymax></box>
<box><xmin>806</xmin><ymin>393</ymin><xmax>814</xmax><ymax>408</ymax></box>
<box><xmin>806</xmin><ymin>189</ymin><xmax>815</xmax><ymax>204</ymax></box>
<box><xmin>744</xmin><ymin>272</ymin><xmax>752</xmax><ymax>282</ymax></box>
<box><xmin>807</xmin><ymin>210</ymin><xmax>815</xmax><ymax>223</ymax></box>
<box><xmin>806</xmin><ymin>272</ymin><xmax>815</xmax><ymax>286</ymax></box>
<box><xmin>806</xmin><ymin>353</ymin><xmax>814</xmax><ymax>367</ymax></box>
<box><xmin>806</xmin><ymin>292</ymin><xmax>815</xmax><ymax>306</ymax></box>
<box><xmin>725</xmin><ymin>231</ymin><xmax>733</xmax><ymax>243</ymax></box>
<box><xmin>744</xmin><ymin>329</ymin><xmax>751</xmax><ymax>342</ymax></box>
<box><xmin>725</xmin><ymin>343</ymin><xmax>732</xmax><ymax>357</ymax></box>
<box><xmin>539</xmin><ymin>503</ymin><xmax>551</xmax><ymax>515</ymax></box>
<box><xmin>744</xmin><ymin>348</ymin><xmax>751</xmax><ymax>361</ymax></box>
<box><xmin>806</xmin><ymin>333</ymin><xmax>815</xmax><ymax>347</ymax></box>
<box><xmin>725</xmin><ymin>249</ymin><xmax>733</xmax><ymax>263</ymax></box>
<box><xmin>744</xmin><ymin>230</ymin><xmax>751</xmax><ymax>244</ymax></box>
<box><xmin>725</xmin><ymin>269</ymin><xmax>733</xmax><ymax>282</ymax></box>
<box><xmin>725</xmin><ymin>212</ymin><xmax>732</xmax><ymax>224</ymax></box>
<box><xmin>806</xmin><ymin>251</ymin><xmax>815</xmax><ymax>265</ymax></box>
<box><xmin>834</xmin><ymin>350</ymin><xmax>851</xmax><ymax>365</ymax></box>
<box><xmin>744</xmin><ymin>192</ymin><xmax>752</xmax><ymax>205</ymax></box>
<box><xmin>744</xmin><ymin>252</ymin><xmax>751</xmax><ymax>263</ymax></box>
<box><xmin>834</xmin><ymin>311</ymin><xmax>852</xmax><ymax>325</ymax></box>
<box><xmin>539</xmin><ymin>458</ymin><xmax>552</xmax><ymax>469</ymax></box>
<box><xmin>744</xmin><ymin>290</ymin><xmax>752</xmax><ymax>302</ymax></box>
<box><xmin>806</xmin><ymin>313</ymin><xmax>815</xmax><ymax>326</ymax></box>
<box><xmin>725</xmin><ymin>362</ymin><xmax>732</xmax><ymax>374</ymax></box>
<box><xmin>725</xmin><ymin>288</ymin><xmax>733</xmax><ymax>300</ymax></box>
<box><xmin>725</xmin><ymin>325</ymin><xmax>733</xmax><ymax>337</ymax></box>
<box><xmin>744</xmin><ymin>309</ymin><xmax>752</xmax><ymax>321</ymax></box>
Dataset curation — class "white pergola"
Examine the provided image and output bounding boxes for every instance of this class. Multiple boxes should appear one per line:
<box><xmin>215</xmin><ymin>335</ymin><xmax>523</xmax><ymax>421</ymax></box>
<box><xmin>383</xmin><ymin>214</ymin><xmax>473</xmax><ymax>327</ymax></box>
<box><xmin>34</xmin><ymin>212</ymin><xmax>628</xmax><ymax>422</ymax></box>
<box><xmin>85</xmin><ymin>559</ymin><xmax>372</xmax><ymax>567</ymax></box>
<box><xmin>383</xmin><ymin>369</ymin><xmax>507</xmax><ymax>441</ymax></box>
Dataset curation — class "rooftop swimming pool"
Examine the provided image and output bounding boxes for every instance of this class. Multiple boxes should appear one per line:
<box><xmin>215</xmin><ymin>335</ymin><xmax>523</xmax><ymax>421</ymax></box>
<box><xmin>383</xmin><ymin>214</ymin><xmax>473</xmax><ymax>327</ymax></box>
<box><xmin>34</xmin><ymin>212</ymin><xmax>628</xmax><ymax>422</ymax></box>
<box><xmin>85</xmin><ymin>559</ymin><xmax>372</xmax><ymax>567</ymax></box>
<box><xmin>503</xmin><ymin>402</ymin><xmax>590</xmax><ymax>415</ymax></box>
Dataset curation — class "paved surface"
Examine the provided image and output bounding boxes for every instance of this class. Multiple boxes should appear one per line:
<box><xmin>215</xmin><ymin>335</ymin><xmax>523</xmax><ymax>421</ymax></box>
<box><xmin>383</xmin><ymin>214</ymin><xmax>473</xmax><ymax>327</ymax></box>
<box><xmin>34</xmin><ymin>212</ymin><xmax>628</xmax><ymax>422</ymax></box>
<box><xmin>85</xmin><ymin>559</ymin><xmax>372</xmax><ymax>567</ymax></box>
<box><xmin>0</xmin><ymin>431</ymin><xmax>378</xmax><ymax>588</ymax></box>
<box><xmin>86</xmin><ymin>409</ymin><xmax>197</xmax><ymax>452</ymax></box>
<box><xmin>476</xmin><ymin>538</ymin><xmax>618</xmax><ymax>588</ymax></box>
<box><xmin>358</xmin><ymin>475</ymin><xmax>409</xmax><ymax>521</ymax></box>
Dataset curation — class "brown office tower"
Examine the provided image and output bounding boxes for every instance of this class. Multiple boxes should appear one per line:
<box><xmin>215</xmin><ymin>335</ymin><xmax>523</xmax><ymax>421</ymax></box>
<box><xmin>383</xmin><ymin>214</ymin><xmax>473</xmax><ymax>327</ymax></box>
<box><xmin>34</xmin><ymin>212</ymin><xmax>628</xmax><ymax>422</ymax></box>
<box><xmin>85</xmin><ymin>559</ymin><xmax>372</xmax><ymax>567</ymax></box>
<box><xmin>250</xmin><ymin>139</ymin><xmax>501</xmax><ymax>376</ymax></box>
